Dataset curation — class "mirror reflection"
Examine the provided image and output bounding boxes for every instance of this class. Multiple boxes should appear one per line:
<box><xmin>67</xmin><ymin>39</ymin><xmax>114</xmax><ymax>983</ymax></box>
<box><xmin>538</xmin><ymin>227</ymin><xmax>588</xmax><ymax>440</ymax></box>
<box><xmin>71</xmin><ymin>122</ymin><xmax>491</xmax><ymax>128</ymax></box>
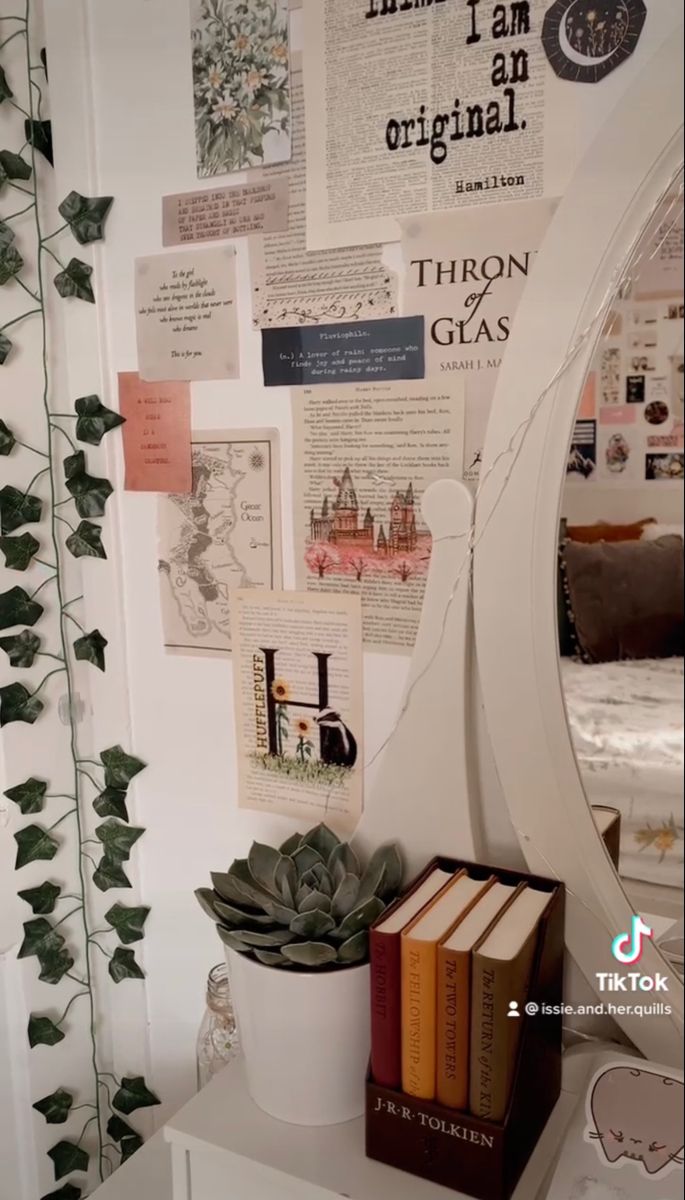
<box><xmin>558</xmin><ymin>176</ymin><xmax>684</xmax><ymax>970</ymax></box>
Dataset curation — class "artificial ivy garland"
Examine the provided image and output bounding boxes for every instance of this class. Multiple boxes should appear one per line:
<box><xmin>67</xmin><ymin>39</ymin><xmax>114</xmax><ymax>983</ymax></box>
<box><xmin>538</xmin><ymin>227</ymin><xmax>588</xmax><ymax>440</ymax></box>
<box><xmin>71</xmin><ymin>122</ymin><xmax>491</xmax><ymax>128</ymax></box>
<box><xmin>1</xmin><ymin>4</ymin><xmax>158</xmax><ymax>1196</ymax></box>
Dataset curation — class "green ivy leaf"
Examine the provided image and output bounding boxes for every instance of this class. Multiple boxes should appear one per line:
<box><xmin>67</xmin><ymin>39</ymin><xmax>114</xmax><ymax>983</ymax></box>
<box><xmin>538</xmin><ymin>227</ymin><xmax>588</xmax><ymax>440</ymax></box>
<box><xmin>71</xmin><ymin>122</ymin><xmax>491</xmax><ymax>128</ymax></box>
<box><xmin>109</xmin><ymin>946</ymin><xmax>145</xmax><ymax>984</ymax></box>
<box><xmin>106</xmin><ymin>1115</ymin><xmax>137</xmax><ymax>1143</ymax></box>
<box><xmin>14</xmin><ymin>824</ymin><xmax>58</xmax><ymax>869</ymax></box>
<box><xmin>0</xmin><ymin>532</ymin><xmax>40</xmax><ymax>571</ymax></box>
<box><xmin>0</xmin><ymin>148</ymin><xmax>32</xmax><ymax>181</ymax></box>
<box><xmin>106</xmin><ymin>1115</ymin><xmax>143</xmax><ymax>1163</ymax></box>
<box><xmin>0</xmin><ymin>628</ymin><xmax>41</xmax><ymax>667</ymax></box>
<box><xmin>105</xmin><ymin>903</ymin><xmax>150</xmax><ymax>945</ymax></box>
<box><xmin>63</xmin><ymin>451</ymin><xmax>112</xmax><ymax>518</ymax></box>
<box><xmin>0</xmin><ymin>681</ymin><xmax>44</xmax><ymax>725</ymax></box>
<box><xmin>47</xmin><ymin>1140</ymin><xmax>89</xmax><ymax>1181</ymax></box>
<box><xmin>93</xmin><ymin>787</ymin><xmax>129</xmax><ymax>821</ymax></box>
<box><xmin>28</xmin><ymin>1014</ymin><xmax>65</xmax><ymax>1048</ymax></box>
<box><xmin>18</xmin><ymin>918</ymin><xmax>74</xmax><ymax>985</ymax></box>
<box><xmin>0</xmin><ymin>485</ymin><xmax>42</xmax><ymax>533</ymax></box>
<box><xmin>54</xmin><ymin>257</ymin><xmax>94</xmax><ymax>304</ymax></box>
<box><xmin>0</xmin><ymin>331</ymin><xmax>12</xmax><ymax>364</ymax></box>
<box><xmin>0</xmin><ymin>65</ymin><xmax>13</xmax><ymax>105</ymax></box>
<box><xmin>112</xmin><ymin>1076</ymin><xmax>160</xmax><ymax>1116</ymax></box>
<box><xmin>39</xmin><ymin>946</ymin><xmax>75</xmax><ymax>986</ymax></box>
<box><xmin>0</xmin><ymin>241</ymin><xmax>23</xmax><ymax>285</ymax></box>
<box><xmin>4</xmin><ymin>775</ymin><xmax>47</xmax><ymax>814</ymax></box>
<box><xmin>95</xmin><ymin>819</ymin><xmax>144</xmax><ymax>861</ymax></box>
<box><xmin>92</xmin><ymin>854</ymin><xmax>131</xmax><ymax>892</ymax></box>
<box><xmin>33</xmin><ymin>1088</ymin><xmax>74</xmax><ymax>1124</ymax></box>
<box><xmin>58</xmin><ymin>193</ymin><xmax>114</xmax><ymax>245</ymax></box>
<box><xmin>73</xmin><ymin>628</ymin><xmax>107</xmax><ymax>671</ymax></box>
<box><xmin>18</xmin><ymin>881</ymin><xmax>61</xmax><ymax>914</ymax></box>
<box><xmin>18</xmin><ymin>917</ymin><xmax>62</xmax><ymax>960</ymax></box>
<box><xmin>0</xmin><ymin>418</ymin><xmax>16</xmax><ymax>455</ymax></box>
<box><xmin>100</xmin><ymin>745</ymin><xmax>146</xmax><ymax>789</ymax></box>
<box><xmin>24</xmin><ymin>118</ymin><xmax>53</xmax><ymax>166</ymax></box>
<box><xmin>65</xmin><ymin>519</ymin><xmax>106</xmax><ymax>560</ymax></box>
<box><xmin>41</xmin><ymin>1186</ymin><xmax>82</xmax><ymax>1200</ymax></box>
<box><xmin>0</xmin><ymin>532</ymin><xmax>40</xmax><ymax>570</ymax></box>
<box><xmin>0</xmin><ymin>585</ymin><xmax>44</xmax><ymax>629</ymax></box>
<box><xmin>74</xmin><ymin>394</ymin><xmax>125</xmax><ymax>445</ymax></box>
<box><xmin>0</xmin><ymin>219</ymin><xmax>15</xmax><ymax>249</ymax></box>
<box><xmin>120</xmin><ymin>1132</ymin><xmax>144</xmax><ymax>1163</ymax></box>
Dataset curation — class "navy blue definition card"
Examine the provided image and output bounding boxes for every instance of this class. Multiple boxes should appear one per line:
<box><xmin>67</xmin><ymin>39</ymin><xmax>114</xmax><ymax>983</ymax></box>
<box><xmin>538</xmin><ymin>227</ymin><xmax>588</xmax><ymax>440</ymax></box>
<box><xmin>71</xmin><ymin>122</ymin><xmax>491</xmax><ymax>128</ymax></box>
<box><xmin>261</xmin><ymin>316</ymin><xmax>424</xmax><ymax>386</ymax></box>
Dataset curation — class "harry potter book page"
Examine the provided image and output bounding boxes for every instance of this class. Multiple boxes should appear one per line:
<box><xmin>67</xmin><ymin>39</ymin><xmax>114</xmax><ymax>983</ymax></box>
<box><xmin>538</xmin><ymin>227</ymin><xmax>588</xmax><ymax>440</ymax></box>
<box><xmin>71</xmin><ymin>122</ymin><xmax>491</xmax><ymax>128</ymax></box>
<box><xmin>249</xmin><ymin>62</ymin><xmax>396</xmax><ymax>327</ymax></box>
<box><xmin>292</xmin><ymin>379</ymin><xmax>464</xmax><ymax>652</ymax></box>
<box><xmin>304</xmin><ymin>0</ymin><xmax>546</xmax><ymax>250</ymax></box>
<box><xmin>400</xmin><ymin>198</ymin><xmax>555</xmax><ymax>480</ymax></box>
<box><xmin>230</xmin><ymin>590</ymin><xmax>363</xmax><ymax>834</ymax></box>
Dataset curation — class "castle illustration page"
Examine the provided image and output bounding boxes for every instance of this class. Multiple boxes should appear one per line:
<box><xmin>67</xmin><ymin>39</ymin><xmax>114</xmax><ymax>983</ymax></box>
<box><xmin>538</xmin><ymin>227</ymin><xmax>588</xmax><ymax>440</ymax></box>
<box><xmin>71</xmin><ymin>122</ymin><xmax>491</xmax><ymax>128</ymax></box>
<box><xmin>292</xmin><ymin>379</ymin><xmax>464</xmax><ymax>652</ymax></box>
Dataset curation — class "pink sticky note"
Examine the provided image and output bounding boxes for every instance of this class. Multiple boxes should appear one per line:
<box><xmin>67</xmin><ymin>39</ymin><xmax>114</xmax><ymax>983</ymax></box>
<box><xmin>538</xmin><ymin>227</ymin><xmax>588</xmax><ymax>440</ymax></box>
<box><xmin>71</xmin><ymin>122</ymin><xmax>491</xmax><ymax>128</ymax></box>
<box><xmin>577</xmin><ymin>373</ymin><xmax>596</xmax><ymax>420</ymax></box>
<box><xmin>599</xmin><ymin>405</ymin><xmax>636</xmax><ymax>426</ymax></box>
<box><xmin>118</xmin><ymin>372</ymin><xmax>192</xmax><ymax>492</ymax></box>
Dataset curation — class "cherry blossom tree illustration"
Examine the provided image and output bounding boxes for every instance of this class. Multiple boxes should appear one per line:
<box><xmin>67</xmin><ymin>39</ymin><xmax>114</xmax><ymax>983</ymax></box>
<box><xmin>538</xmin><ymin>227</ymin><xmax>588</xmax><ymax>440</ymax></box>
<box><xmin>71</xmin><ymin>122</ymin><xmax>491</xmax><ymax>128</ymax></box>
<box><xmin>304</xmin><ymin>542</ymin><xmax>341</xmax><ymax>579</ymax></box>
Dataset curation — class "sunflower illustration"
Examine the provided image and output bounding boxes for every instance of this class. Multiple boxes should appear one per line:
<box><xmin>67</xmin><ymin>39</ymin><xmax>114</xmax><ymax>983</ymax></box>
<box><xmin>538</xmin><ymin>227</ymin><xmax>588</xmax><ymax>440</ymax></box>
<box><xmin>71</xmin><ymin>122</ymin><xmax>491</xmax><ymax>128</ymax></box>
<box><xmin>294</xmin><ymin>716</ymin><xmax>315</xmax><ymax>764</ymax></box>
<box><xmin>271</xmin><ymin>678</ymin><xmax>290</xmax><ymax>702</ymax></box>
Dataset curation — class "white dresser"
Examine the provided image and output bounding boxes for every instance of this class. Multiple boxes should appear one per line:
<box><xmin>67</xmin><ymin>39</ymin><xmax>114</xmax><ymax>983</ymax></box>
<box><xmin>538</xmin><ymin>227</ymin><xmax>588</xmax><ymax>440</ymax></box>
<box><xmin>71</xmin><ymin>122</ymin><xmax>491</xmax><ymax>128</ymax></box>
<box><xmin>89</xmin><ymin>1054</ymin><xmax>586</xmax><ymax>1200</ymax></box>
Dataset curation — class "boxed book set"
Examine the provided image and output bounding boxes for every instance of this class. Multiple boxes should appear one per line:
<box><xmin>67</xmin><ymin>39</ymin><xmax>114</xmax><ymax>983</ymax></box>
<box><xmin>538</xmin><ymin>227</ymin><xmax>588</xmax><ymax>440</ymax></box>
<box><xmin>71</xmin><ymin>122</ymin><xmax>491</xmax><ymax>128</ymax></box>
<box><xmin>366</xmin><ymin>856</ymin><xmax>565</xmax><ymax>1200</ymax></box>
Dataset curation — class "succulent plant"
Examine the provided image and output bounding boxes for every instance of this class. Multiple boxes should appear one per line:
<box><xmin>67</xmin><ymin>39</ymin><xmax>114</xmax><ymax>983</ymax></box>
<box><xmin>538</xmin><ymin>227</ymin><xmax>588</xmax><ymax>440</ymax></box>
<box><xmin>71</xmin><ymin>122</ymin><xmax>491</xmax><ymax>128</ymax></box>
<box><xmin>195</xmin><ymin>823</ymin><xmax>402</xmax><ymax>970</ymax></box>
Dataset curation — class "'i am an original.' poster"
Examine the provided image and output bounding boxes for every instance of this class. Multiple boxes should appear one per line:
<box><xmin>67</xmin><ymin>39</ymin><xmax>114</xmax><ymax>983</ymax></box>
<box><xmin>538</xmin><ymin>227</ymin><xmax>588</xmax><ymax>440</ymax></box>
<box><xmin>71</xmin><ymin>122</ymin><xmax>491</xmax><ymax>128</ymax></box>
<box><xmin>230</xmin><ymin>590</ymin><xmax>364</xmax><ymax>834</ymax></box>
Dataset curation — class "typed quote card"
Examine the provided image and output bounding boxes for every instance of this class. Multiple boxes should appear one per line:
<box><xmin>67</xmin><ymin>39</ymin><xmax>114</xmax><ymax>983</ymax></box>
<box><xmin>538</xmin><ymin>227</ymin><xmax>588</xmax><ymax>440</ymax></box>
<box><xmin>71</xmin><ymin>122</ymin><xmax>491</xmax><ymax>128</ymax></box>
<box><xmin>135</xmin><ymin>247</ymin><xmax>239</xmax><ymax>382</ymax></box>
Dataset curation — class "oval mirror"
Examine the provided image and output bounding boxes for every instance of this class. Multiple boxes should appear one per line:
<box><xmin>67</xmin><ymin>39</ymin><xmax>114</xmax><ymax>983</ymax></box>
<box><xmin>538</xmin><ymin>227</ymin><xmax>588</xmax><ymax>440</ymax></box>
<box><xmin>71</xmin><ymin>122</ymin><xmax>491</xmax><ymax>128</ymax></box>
<box><xmin>474</xmin><ymin>32</ymin><xmax>683</xmax><ymax>1065</ymax></box>
<box><xmin>559</xmin><ymin>175</ymin><xmax>683</xmax><ymax>982</ymax></box>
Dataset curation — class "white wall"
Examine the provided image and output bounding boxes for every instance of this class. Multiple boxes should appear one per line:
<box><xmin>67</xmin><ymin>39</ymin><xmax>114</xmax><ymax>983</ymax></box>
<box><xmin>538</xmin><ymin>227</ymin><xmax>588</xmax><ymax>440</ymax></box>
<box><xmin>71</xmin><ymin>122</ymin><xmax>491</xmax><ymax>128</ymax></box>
<box><xmin>0</xmin><ymin>2</ymin><xmax>680</xmax><ymax>1186</ymax></box>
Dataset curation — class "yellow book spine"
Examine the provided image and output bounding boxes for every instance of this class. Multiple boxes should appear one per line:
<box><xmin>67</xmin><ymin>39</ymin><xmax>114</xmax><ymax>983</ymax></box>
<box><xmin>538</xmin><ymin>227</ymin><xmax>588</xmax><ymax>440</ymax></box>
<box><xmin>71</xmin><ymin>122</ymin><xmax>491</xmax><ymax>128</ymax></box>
<box><xmin>401</xmin><ymin>936</ymin><xmax>437</xmax><ymax>1099</ymax></box>
<box><xmin>436</xmin><ymin>946</ymin><xmax>470</xmax><ymax>1109</ymax></box>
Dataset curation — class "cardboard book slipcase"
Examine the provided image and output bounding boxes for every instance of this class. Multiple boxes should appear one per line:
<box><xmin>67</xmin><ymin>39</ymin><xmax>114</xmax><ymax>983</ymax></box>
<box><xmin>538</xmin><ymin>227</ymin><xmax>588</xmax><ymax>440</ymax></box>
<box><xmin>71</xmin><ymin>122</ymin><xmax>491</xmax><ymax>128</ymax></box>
<box><xmin>365</xmin><ymin>856</ymin><xmax>565</xmax><ymax>1200</ymax></box>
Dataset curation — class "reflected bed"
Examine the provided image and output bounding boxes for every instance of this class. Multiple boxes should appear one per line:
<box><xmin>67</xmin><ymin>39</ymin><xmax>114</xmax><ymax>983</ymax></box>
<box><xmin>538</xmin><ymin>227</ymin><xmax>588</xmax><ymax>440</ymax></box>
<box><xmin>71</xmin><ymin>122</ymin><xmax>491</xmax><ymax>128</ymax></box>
<box><xmin>561</xmin><ymin>656</ymin><xmax>684</xmax><ymax>890</ymax></box>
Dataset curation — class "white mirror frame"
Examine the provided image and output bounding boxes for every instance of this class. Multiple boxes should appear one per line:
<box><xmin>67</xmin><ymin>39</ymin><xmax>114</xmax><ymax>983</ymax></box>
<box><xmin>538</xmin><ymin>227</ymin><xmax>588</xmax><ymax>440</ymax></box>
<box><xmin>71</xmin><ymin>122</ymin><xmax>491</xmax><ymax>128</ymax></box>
<box><xmin>474</xmin><ymin>32</ymin><xmax>684</xmax><ymax>1066</ymax></box>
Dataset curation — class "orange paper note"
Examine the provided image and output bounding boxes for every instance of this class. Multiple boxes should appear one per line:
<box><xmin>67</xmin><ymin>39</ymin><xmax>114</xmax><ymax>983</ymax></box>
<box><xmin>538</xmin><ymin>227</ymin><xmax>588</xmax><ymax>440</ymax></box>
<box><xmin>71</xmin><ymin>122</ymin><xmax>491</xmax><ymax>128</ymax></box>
<box><xmin>118</xmin><ymin>372</ymin><xmax>191</xmax><ymax>493</ymax></box>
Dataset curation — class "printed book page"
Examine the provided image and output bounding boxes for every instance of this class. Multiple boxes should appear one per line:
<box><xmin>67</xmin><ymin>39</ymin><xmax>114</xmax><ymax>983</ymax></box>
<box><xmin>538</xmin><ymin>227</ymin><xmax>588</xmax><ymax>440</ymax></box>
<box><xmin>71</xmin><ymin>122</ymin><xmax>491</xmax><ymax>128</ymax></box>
<box><xmin>157</xmin><ymin>429</ymin><xmax>281</xmax><ymax>654</ymax></box>
<box><xmin>304</xmin><ymin>0</ymin><xmax>546</xmax><ymax>249</ymax></box>
<box><xmin>249</xmin><ymin>62</ymin><xmax>396</xmax><ymax>327</ymax></box>
<box><xmin>230</xmin><ymin>589</ymin><xmax>363</xmax><ymax>834</ymax></box>
<box><xmin>400</xmin><ymin>198</ymin><xmax>556</xmax><ymax>480</ymax></box>
<box><xmin>292</xmin><ymin>378</ymin><xmax>464</xmax><ymax>652</ymax></box>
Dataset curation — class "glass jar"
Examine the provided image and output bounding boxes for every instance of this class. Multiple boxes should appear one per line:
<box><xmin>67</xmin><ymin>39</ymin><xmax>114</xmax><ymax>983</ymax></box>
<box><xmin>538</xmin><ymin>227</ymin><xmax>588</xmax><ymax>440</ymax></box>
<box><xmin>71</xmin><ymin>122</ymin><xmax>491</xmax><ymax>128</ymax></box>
<box><xmin>196</xmin><ymin>962</ymin><xmax>240</xmax><ymax>1090</ymax></box>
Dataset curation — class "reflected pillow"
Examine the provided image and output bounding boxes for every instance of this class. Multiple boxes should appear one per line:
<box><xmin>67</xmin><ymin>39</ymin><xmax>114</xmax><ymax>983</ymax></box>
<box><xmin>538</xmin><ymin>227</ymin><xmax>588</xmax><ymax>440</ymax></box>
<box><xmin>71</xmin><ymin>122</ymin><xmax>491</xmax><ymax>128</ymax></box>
<box><xmin>561</xmin><ymin>535</ymin><xmax>684</xmax><ymax>663</ymax></box>
<box><xmin>565</xmin><ymin>517</ymin><xmax>655</xmax><ymax>543</ymax></box>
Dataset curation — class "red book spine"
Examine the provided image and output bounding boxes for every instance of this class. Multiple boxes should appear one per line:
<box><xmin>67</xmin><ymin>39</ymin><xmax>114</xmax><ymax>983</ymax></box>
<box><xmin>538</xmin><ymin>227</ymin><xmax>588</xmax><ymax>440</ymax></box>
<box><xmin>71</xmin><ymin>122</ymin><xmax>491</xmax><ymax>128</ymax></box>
<box><xmin>370</xmin><ymin>928</ymin><xmax>402</xmax><ymax>1089</ymax></box>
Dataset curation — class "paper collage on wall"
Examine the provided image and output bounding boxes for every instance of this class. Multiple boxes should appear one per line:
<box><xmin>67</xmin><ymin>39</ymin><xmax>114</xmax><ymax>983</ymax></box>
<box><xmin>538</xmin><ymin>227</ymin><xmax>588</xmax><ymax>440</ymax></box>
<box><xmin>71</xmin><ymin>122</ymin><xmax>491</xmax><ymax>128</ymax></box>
<box><xmin>292</xmin><ymin>379</ymin><xmax>464</xmax><ymax>652</ymax></box>
<box><xmin>158</xmin><ymin>430</ymin><xmax>282</xmax><ymax>654</ymax></box>
<box><xmin>112</xmin><ymin>0</ymin><xmax>679</xmax><ymax>837</ymax></box>
<box><xmin>567</xmin><ymin>200</ymin><xmax>684</xmax><ymax>486</ymax></box>
<box><xmin>231</xmin><ymin>589</ymin><xmax>363</xmax><ymax>834</ymax></box>
<box><xmin>190</xmin><ymin>0</ymin><xmax>292</xmax><ymax>178</ymax></box>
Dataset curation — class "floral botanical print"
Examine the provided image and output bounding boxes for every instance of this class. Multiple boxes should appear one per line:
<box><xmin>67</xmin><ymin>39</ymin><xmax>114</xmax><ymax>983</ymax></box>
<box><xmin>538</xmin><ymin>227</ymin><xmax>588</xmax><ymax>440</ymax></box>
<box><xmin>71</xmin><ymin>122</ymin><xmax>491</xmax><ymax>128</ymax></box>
<box><xmin>190</xmin><ymin>0</ymin><xmax>291</xmax><ymax>178</ymax></box>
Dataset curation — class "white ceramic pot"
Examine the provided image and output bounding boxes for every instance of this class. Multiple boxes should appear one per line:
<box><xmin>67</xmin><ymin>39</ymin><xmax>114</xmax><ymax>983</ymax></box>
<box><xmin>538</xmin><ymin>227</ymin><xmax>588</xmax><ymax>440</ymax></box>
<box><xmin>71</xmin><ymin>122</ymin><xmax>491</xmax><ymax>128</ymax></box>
<box><xmin>225</xmin><ymin>947</ymin><xmax>370</xmax><ymax>1125</ymax></box>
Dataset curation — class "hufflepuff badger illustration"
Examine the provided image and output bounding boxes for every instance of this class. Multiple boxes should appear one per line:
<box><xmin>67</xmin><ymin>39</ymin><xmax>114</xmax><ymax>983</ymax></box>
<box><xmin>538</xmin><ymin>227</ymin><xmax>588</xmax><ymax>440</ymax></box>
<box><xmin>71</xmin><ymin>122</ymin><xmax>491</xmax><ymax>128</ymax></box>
<box><xmin>315</xmin><ymin>708</ymin><xmax>357</xmax><ymax>768</ymax></box>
